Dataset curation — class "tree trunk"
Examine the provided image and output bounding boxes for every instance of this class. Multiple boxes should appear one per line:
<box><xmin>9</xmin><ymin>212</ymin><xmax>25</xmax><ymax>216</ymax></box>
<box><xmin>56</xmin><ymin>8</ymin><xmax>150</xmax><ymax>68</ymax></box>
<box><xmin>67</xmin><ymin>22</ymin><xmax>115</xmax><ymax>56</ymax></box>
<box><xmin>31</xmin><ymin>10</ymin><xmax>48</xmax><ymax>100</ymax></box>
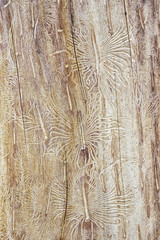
<box><xmin>0</xmin><ymin>0</ymin><xmax>159</xmax><ymax>239</ymax></box>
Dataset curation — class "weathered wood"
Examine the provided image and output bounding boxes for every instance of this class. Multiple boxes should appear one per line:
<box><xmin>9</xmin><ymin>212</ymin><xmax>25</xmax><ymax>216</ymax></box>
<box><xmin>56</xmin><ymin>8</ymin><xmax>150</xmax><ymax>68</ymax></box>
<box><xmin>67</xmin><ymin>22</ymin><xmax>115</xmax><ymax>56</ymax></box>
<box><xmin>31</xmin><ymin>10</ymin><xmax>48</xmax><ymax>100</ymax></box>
<box><xmin>0</xmin><ymin>0</ymin><xmax>159</xmax><ymax>239</ymax></box>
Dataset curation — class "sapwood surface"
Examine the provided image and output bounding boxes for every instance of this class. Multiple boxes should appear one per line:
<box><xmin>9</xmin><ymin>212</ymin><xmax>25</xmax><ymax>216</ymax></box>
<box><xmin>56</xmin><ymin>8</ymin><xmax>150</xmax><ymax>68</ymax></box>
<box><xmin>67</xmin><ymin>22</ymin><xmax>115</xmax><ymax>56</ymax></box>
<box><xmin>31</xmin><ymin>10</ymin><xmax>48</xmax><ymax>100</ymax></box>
<box><xmin>0</xmin><ymin>0</ymin><xmax>159</xmax><ymax>239</ymax></box>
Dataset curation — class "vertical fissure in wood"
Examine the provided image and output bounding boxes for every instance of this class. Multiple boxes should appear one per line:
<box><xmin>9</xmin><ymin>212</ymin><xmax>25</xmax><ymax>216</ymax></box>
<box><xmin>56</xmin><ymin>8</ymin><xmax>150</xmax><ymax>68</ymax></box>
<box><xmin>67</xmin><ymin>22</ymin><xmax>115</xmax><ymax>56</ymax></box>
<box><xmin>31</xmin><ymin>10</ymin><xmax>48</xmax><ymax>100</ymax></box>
<box><xmin>69</xmin><ymin>0</ymin><xmax>86</xmax><ymax>101</ymax></box>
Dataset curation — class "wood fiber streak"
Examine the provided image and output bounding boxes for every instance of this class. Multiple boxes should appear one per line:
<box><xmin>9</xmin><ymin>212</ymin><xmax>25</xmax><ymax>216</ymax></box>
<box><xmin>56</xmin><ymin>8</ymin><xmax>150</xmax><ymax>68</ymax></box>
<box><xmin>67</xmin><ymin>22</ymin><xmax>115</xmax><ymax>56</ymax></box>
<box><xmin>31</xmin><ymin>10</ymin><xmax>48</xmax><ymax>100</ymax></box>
<box><xmin>0</xmin><ymin>0</ymin><xmax>159</xmax><ymax>239</ymax></box>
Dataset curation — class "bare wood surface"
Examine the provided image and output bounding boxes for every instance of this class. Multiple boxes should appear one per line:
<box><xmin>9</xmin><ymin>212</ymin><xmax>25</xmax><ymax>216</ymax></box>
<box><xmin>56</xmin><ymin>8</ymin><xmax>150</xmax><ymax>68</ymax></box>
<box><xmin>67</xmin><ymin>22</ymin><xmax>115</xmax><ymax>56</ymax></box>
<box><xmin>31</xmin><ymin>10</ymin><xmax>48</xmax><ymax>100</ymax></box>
<box><xmin>0</xmin><ymin>0</ymin><xmax>159</xmax><ymax>239</ymax></box>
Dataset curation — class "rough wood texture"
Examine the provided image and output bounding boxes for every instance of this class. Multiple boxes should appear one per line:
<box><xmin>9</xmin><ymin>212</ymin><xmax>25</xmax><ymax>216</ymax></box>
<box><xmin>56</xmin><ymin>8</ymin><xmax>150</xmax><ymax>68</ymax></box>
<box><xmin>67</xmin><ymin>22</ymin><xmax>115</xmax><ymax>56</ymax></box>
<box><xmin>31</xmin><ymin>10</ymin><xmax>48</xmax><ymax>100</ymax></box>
<box><xmin>0</xmin><ymin>0</ymin><xmax>159</xmax><ymax>239</ymax></box>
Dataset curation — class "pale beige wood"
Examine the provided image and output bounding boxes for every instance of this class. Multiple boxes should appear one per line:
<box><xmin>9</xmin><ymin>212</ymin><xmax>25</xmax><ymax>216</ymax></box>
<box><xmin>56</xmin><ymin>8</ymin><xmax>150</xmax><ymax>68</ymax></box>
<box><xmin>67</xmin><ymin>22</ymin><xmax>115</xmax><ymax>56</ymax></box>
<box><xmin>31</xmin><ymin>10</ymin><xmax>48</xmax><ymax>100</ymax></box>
<box><xmin>0</xmin><ymin>0</ymin><xmax>159</xmax><ymax>239</ymax></box>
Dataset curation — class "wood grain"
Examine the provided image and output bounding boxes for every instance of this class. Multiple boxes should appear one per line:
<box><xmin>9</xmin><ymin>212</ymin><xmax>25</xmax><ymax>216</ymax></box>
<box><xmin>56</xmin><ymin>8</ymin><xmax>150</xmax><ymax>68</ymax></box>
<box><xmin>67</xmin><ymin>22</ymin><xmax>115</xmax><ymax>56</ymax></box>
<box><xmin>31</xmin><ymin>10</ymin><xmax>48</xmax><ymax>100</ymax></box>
<box><xmin>0</xmin><ymin>0</ymin><xmax>159</xmax><ymax>239</ymax></box>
